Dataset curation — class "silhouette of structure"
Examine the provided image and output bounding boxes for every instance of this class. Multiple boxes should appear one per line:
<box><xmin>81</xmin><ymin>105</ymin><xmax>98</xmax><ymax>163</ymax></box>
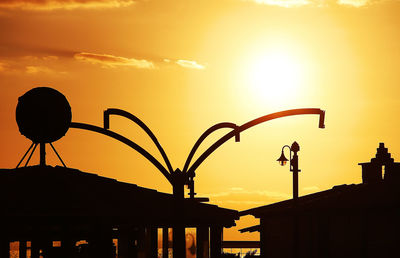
<box><xmin>4</xmin><ymin>87</ymin><xmax>326</xmax><ymax>257</ymax></box>
<box><xmin>0</xmin><ymin>165</ymin><xmax>239</xmax><ymax>258</ymax></box>
<box><xmin>241</xmin><ymin>143</ymin><xmax>400</xmax><ymax>258</ymax></box>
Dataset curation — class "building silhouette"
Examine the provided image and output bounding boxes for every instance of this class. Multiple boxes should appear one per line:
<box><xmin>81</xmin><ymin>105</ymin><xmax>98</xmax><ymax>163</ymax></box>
<box><xmin>0</xmin><ymin>165</ymin><xmax>239</xmax><ymax>258</ymax></box>
<box><xmin>241</xmin><ymin>143</ymin><xmax>400</xmax><ymax>258</ymax></box>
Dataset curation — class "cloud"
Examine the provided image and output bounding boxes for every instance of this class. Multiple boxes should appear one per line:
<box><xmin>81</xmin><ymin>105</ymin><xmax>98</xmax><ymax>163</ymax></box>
<box><xmin>175</xmin><ymin>60</ymin><xmax>205</xmax><ymax>70</ymax></box>
<box><xmin>0</xmin><ymin>56</ymin><xmax>65</xmax><ymax>75</ymax></box>
<box><xmin>22</xmin><ymin>55</ymin><xmax>59</xmax><ymax>61</ymax></box>
<box><xmin>25</xmin><ymin>65</ymin><xmax>54</xmax><ymax>74</ymax></box>
<box><xmin>205</xmin><ymin>188</ymin><xmax>290</xmax><ymax>199</ymax></box>
<box><xmin>251</xmin><ymin>0</ymin><xmax>310</xmax><ymax>7</ymax></box>
<box><xmin>74</xmin><ymin>52</ymin><xmax>205</xmax><ymax>70</ymax></box>
<box><xmin>74</xmin><ymin>52</ymin><xmax>156</xmax><ymax>69</ymax></box>
<box><xmin>202</xmin><ymin>187</ymin><xmax>291</xmax><ymax>209</ymax></box>
<box><xmin>248</xmin><ymin>0</ymin><xmax>381</xmax><ymax>7</ymax></box>
<box><xmin>0</xmin><ymin>62</ymin><xmax>7</xmax><ymax>72</ymax></box>
<box><xmin>0</xmin><ymin>0</ymin><xmax>136</xmax><ymax>10</ymax></box>
<box><xmin>337</xmin><ymin>0</ymin><xmax>369</xmax><ymax>6</ymax></box>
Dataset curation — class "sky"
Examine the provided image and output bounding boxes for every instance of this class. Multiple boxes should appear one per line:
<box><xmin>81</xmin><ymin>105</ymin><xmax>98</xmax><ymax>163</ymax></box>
<box><xmin>1</xmin><ymin>0</ymin><xmax>400</xmax><ymax>241</ymax></box>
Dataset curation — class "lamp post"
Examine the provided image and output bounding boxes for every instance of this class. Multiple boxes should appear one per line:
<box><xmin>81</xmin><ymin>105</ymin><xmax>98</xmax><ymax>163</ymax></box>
<box><xmin>277</xmin><ymin>141</ymin><xmax>300</xmax><ymax>200</ymax></box>
<box><xmin>277</xmin><ymin>141</ymin><xmax>300</xmax><ymax>258</ymax></box>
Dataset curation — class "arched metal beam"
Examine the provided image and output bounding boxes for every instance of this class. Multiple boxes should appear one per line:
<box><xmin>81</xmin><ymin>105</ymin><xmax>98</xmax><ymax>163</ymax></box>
<box><xmin>187</xmin><ymin>108</ymin><xmax>325</xmax><ymax>175</ymax></box>
<box><xmin>104</xmin><ymin>108</ymin><xmax>174</xmax><ymax>173</ymax></box>
<box><xmin>182</xmin><ymin>122</ymin><xmax>239</xmax><ymax>173</ymax></box>
<box><xmin>69</xmin><ymin>122</ymin><xmax>173</xmax><ymax>184</ymax></box>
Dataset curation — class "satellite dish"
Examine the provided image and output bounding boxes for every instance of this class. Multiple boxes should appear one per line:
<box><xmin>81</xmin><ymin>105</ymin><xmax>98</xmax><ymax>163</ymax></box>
<box><xmin>16</xmin><ymin>87</ymin><xmax>72</xmax><ymax>143</ymax></box>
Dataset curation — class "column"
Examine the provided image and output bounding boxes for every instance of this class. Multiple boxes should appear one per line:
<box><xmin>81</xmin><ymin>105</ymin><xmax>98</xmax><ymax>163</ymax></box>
<box><xmin>137</xmin><ymin>227</ymin><xmax>146</xmax><ymax>258</ymax></box>
<box><xmin>196</xmin><ymin>226</ymin><xmax>209</xmax><ymax>258</ymax></box>
<box><xmin>19</xmin><ymin>241</ymin><xmax>27</xmax><ymax>258</ymax></box>
<box><xmin>30</xmin><ymin>240</ymin><xmax>40</xmax><ymax>258</ymax></box>
<box><xmin>210</xmin><ymin>226</ymin><xmax>222</xmax><ymax>258</ymax></box>
<box><xmin>118</xmin><ymin>226</ymin><xmax>136</xmax><ymax>258</ymax></box>
<box><xmin>0</xmin><ymin>238</ymin><xmax>9</xmax><ymax>258</ymax></box>
<box><xmin>150</xmin><ymin>227</ymin><xmax>158</xmax><ymax>258</ymax></box>
<box><xmin>259</xmin><ymin>219</ymin><xmax>266</xmax><ymax>258</ymax></box>
<box><xmin>162</xmin><ymin>228</ymin><xmax>169</xmax><ymax>258</ymax></box>
<box><xmin>172</xmin><ymin>226</ymin><xmax>186</xmax><ymax>258</ymax></box>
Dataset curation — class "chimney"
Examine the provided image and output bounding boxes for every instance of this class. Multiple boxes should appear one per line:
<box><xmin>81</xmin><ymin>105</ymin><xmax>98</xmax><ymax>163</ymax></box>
<box><xmin>359</xmin><ymin>143</ymin><xmax>400</xmax><ymax>184</ymax></box>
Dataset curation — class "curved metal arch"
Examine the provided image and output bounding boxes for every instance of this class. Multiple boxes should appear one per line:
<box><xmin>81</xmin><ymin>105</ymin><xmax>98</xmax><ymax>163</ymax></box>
<box><xmin>187</xmin><ymin>108</ymin><xmax>325</xmax><ymax>175</ymax></box>
<box><xmin>104</xmin><ymin>108</ymin><xmax>174</xmax><ymax>173</ymax></box>
<box><xmin>182</xmin><ymin>122</ymin><xmax>239</xmax><ymax>173</ymax></box>
<box><xmin>69</xmin><ymin>122</ymin><xmax>173</xmax><ymax>184</ymax></box>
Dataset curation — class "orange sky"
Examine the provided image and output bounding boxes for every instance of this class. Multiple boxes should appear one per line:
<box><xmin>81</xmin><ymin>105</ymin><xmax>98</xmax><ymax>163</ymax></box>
<box><xmin>1</xmin><ymin>0</ymin><xmax>400</xmax><ymax>240</ymax></box>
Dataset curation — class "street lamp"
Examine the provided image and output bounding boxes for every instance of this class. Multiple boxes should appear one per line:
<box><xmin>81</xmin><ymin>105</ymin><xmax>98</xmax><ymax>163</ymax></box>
<box><xmin>277</xmin><ymin>141</ymin><xmax>301</xmax><ymax>258</ymax></box>
<box><xmin>277</xmin><ymin>141</ymin><xmax>300</xmax><ymax>200</ymax></box>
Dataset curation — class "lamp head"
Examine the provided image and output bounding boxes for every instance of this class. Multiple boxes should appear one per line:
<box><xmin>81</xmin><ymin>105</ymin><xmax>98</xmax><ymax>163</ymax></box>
<box><xmin>277</xmin><ymin>151</ymin><xmax>289</xmax><ymax>166</ymax></box>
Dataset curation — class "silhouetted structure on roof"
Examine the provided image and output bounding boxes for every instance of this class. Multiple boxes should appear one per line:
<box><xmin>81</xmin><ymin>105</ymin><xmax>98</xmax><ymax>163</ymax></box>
<box><xmin>240</xmin><ymin>143</ymin><xmax>400</xmax><ymax>258</ymax></box>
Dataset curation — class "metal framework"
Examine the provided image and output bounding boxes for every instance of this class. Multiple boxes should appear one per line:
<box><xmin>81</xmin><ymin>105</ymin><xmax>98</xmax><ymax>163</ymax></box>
<box><xmin>69</xmin><ymin>108</ymin><xmax>325</xmax><ymax>198</ymax></box>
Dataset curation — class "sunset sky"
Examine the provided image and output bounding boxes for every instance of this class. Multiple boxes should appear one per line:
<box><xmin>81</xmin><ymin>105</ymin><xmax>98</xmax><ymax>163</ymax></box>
<box><xmin>1</xmin><ymin>0</ymin><xmax>400</xmax><ymax>240</ymax></box>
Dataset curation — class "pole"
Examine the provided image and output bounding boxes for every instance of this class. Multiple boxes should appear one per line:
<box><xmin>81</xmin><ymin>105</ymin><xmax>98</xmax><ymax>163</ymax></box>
<box><xmin>290</xmin><ymin>141</ymin><xmax>300</xmax><ymax>258</ymax></box>
<box><xmin>40</xmin><ymin>142</ymin><xmax>46</xmax><ymax>166</ymax></box>
<box><xmin>290</xmin><ymin>141</ymin><xmax>300</xmax><ymax>200</ymax></box>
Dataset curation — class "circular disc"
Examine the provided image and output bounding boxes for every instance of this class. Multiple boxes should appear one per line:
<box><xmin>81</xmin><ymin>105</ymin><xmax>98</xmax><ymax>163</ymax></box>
<box><xmin>16</xmin><ymin>87</ymin><xmax>72</xmax><ymax>143</ymax></box>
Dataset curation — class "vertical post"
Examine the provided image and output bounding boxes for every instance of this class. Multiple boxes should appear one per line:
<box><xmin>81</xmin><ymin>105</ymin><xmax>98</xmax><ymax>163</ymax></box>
<box><xmin>172</xmin><ymin>169</ymin><xmax>185</xmax><ymax>199</ymax></box>
<box><xmin>19</xmin><ymin>241</ymin><xmax>27</xmax><ymax>258</ymax></box>
<box><xmin>259</xmin><ymin>219</ymin><xmax>266</xmax><ymax>258</ymax></box>
<box><xmin>196</xmin><ymin>226</ymin><xmax>209</xmax><ymax>258</ymax></box>
<box><xmin>290</xmin><ymin>141</ymin><xmax>300</xmax><ymax>258</ymax></box>
<box><xmin>290</xmin><ymin>141</ymin><xmax>300</xmax><ymax>201</ymax></box>
<box><xmin>172</xmin><ymin>168</ymin><xmax>187</xmax><ymax>258</ymax></box>
<box><xmin>172</xmin><ymin>226</ymin><xmax>186</xmax><ymax>258</ymax></box>
<box><xmin>40</xmin><ymin>143</ymin><xmax>46</xmax><ymax>166</ymax></box>
<box><xmin>119</xmin><ymin>226</ymin><xmax>136</xmax><ymax>258</ymax></box>
<box><xmin>210</xmin><ymin>226</ymin><xmax>222</xmax><ymax>258</ymax></box>
<box><xmin>0</xmin><ymin>238</ymin><xmax>9</xmax><ymax>258</ymax></box>
<box><xmin>162</xmin><ymin>228</ymin><xmax>169</xmax><ymax>258</ymax></box>
<box><xmin>150</xmin><ymin>227</ymin><xmax>158</xmax><ymax>258</ymax></box>
<box><xmin>137</xmin><ymin>227</ymin><xmax>146</xmax><ymax>258</ymax></box>
<box><xmin>30</xmin><ymin>240</ymin><xmax>40</xmax><ymax>258</ymax></box>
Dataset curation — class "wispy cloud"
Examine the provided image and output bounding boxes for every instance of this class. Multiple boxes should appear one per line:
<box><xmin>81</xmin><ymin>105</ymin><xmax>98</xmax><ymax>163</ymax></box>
<box><xmin>164</xmin><ymin>58</ymin><xmax>206</xmax><ymax>70</ymax></box>
<box><xmin>25</xmin><ymin>65</ymin><xmax>54</xmax><ymax>74</ymax></box>
<box><xmin>0</xmin><ymin>62</ymin><xmax>7</xmax><ymax>72</ymax></box>
<box><xmin>205</xmin><ymin>187</ymin><xmax>290</xmax><ymax>199</ymax></box>
<box><xmin>0</xmin><ymin>0</ymin><xmax>136</xmax><ymax>11</ymax></box>
<box><xmin>74</xmin><ymin>52</ymin><xmax>156</xmax><ymax>69</ymax></box>
<box><xmin>0</xmin><ymin>56</ymin><xmax>66</xmax><ymax>75</ymax></box>
<box><xmin>337</xmin><ymin>0</ymin><xmax>369</xmax><ymax>7</ymax></box>
<box><xmin>251</xmin><ymin>0</ymin><xmax>310</xmax><ymax>7</ymax></box>
<box><xmin>22</xmin><ymin>55</ymin><xmax>59</xmax><ymax>61</ymax></box>
<box><xmin>248</xmin><ymin>0</ymin><xmax>381</xmax><ymax>7</ymax></box>
<box><xmin>175</xmin><ymin>60</ymin><xmax>205</xmax><ymax>70</ymax></box>
<box><xmin>202</xmin><ymin>187</ymin><xmax>290</xmax><ymax>209</ymax></box>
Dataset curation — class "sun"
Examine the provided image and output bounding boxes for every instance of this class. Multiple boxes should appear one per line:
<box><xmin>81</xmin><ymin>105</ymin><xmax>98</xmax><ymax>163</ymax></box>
<box><xmin>245</xmin><ymin>50</ymin><xmax>303</xmax><ymax>106</ymax></box>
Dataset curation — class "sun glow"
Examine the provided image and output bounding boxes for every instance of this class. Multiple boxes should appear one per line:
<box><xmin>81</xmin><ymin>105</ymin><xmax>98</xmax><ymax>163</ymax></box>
<box><xmin>245</xmin><ymin>50</ymin><xmax>303</xmax><ymax>106</ymax></box>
